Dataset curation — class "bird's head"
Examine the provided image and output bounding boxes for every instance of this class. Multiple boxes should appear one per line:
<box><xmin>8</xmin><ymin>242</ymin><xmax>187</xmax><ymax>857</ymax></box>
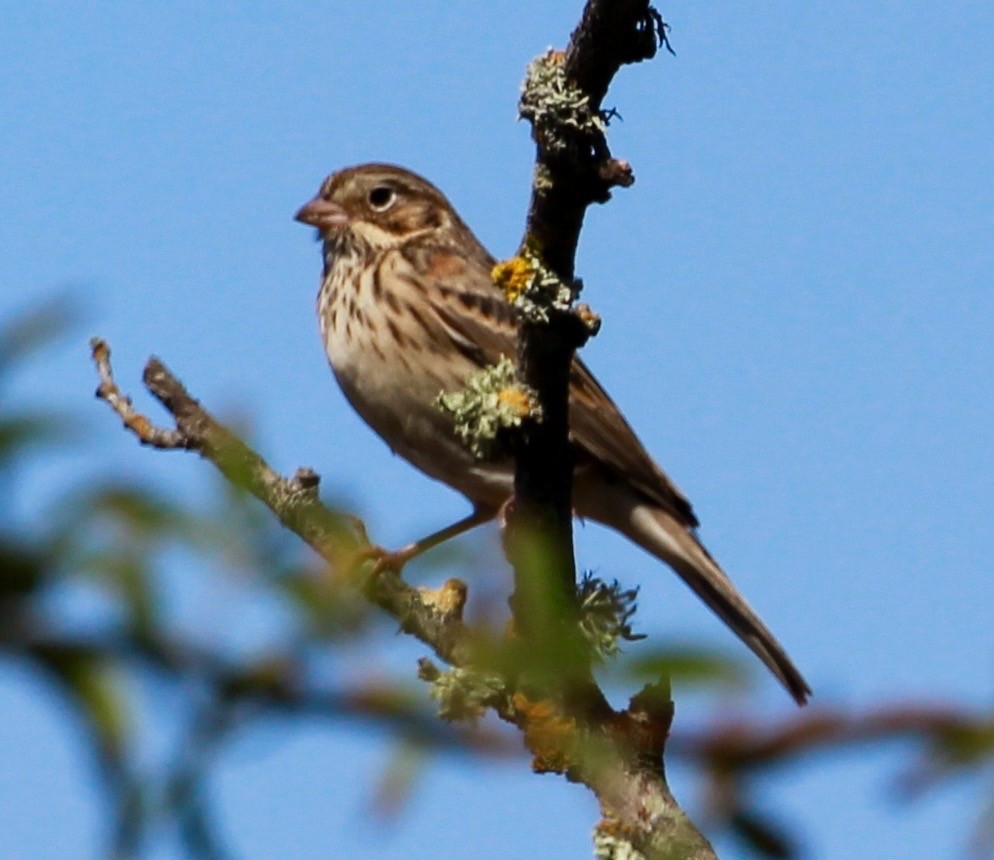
<box><xmin>295</xmin><ymin>163</ymin><xmax>458</xmax><ymax>251</ymax></box>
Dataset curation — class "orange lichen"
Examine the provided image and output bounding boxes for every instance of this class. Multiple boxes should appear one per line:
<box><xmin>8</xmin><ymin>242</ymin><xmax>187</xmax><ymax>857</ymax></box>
<box><xmin>497</xmin><ymin>386</ymin><xmax>536</xmax><ymax>419</ymax></box>
<box><xmin>595</xmin><ymin>818</ymin><xmax>632</xmax><ymax>840</ymax></box>
<box><xmin>512</xmin><ymin>691</ymin><xmax>579</xmax><ymax>774</ymax></box>
<box><xmin>130</xmin><ymin>414</ymin><xmax>153</xmax><ymax>440</ymax></box>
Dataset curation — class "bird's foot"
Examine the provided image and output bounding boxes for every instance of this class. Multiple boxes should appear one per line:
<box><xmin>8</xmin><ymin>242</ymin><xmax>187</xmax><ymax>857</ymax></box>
<box><xmin>340</xmin><ymin>517</ymin><xmax>413</xmax><ymax>575</ymax></box>
<box><xmin>349</xmin><ymin>542</ymin><xmax>419</xmax><ymax>576</ymax></box>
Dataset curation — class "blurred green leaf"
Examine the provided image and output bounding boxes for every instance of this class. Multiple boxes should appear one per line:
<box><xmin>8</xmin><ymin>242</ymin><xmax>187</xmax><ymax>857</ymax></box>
<box><xmin>0</xmin><ymin>413</ymin><xmax>73</xmax><ymax>470</ymax></box>
<box><xmin>935</xmin><ymin>719</ymin><xmax>994</xmax><ymax>767</ymax></box>
<box><xmin>66</xmin><ymin>483</ymin><xmax>206</xmax><ymax>541</ymax></box>
<box><xmin>278</xmin><ymin>568</ymin><xmax>373</xmax><ymax>638</ymax></box>
<box><xmin>372</xmin><ymin>740</ymin><xmax>427</xmax><ymax>818</ymax></box>
<box><xmin>0</xmin><ymin>294</ymin><xmax>78</xmax><ymax>382</ymax></box>
<box><xmin>0</xmin><ymin>541</ymin><xmax>46</xmax><ymax>598</ymax></box>
<box><xmin>730</xmin><ymin>808</ymin><xmax>797</xmax><ymax>859</ymax></box>
<box><xmin>34</xmin><ymin>645</ymin><xmax>132</xmax><ymax>768</ymax></box>
<box><xmin>624</xmin><ymin>646</ymin><xmax>751</xmax><ymax>692</ymax></box>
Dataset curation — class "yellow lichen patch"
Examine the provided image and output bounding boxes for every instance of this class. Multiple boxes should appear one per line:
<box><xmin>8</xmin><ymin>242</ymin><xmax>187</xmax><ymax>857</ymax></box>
<box><xmin>491</xmin><ymin>256</ymin><xmax>535</xmax><ymax>304</ymax></box>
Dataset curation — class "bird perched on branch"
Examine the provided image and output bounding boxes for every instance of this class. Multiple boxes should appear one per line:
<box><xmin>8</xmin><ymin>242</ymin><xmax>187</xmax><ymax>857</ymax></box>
<box><xmin>296</xmin><ymin>163</ymin><xmax>810</xmax><ymax>705</ymax></box>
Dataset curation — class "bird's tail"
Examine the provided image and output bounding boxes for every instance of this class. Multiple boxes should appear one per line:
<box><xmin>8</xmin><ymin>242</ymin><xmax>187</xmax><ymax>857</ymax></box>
<box><xmin>589</xmin><ymin>488</ymin><xmax>811</xmax><ymax>705</ymax></box>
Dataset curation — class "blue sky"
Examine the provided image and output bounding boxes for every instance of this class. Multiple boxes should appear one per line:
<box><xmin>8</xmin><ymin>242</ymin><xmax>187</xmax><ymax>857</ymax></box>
<box><xmin>2</xmin><ymin>2</ymin><xmax>993</xmax><ymax>857</ymax></box>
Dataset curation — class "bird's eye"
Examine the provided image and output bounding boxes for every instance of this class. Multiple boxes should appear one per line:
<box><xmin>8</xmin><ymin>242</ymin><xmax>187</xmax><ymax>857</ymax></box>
<box><xmin>367</xmin><ymin>185</ymin><xmax>395</xmax><ymax>211</ymax></box>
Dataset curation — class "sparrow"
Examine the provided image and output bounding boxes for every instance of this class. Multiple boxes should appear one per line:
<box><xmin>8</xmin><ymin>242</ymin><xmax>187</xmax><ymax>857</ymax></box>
<box><xmin>296</xmin><ymin>163</ymin><xmax>810</xmax><ymax>704</ymax></box>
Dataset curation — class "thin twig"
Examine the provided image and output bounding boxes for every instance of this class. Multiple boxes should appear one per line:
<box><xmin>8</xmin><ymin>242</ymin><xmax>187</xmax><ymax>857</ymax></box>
<box><xmin>90</xmin><ymin>339</ymin><xmax>191</xmax><ymax>449</ymax></box>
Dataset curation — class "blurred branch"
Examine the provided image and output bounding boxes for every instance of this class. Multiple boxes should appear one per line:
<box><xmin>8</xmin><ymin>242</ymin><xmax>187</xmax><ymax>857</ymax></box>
<box><xmin>7</xmin><ymin>627</ymin><xmax>513</xmax><ymax>758</ymax></box>
<box><xmin>672</xmin><ymin>704</ymin><xmax>994</xmax><ymax>857</ymax></box>
<box><xmin>0</xmin><ymin>293</ymin><xmax>80</xmax><ymax>381</ymax></box>
<box><xmin>90</xmin><ymin>336</ymin><xmax>719</xmax><ymax>858</ymax></box>
<box><xmin>675</xmin><ymin>703</ymin><xmax>994</xmax><ymax>792</ymax></box>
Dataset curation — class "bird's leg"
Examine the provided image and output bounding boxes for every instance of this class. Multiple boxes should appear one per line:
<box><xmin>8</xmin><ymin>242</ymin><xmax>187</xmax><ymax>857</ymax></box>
<box><xmin>354</xmin><ymin>505</ymin><xmax>498</xmax><ymax>574</ymax></box>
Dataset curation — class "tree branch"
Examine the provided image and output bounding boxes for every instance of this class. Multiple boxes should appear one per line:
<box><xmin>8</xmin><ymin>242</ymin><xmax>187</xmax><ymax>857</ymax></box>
<box><xmin>506</xmin><ymin>0</ymin><xmax>666</xmax><ymax>637</ymax></box>
<box><xmin>507</xmin><ymin>2</ymin><xmax>716</xmax><ymax>855</ymax></box>
<box><xmin>91</xmin><ymin>340</ymin><xmax>480</xmax><ymax>670</ymax></box>
<box><xmin>91</xmin><ymin>336</ymin><xmax>715</xmax><ymax>858</ymax></box>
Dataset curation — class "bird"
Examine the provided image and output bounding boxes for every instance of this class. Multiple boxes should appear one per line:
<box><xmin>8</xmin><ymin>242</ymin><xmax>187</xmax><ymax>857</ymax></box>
<box><xmin>295</xmin><ymin>163</ymin><xmax>810</xmax><ymax>705</ymax></box>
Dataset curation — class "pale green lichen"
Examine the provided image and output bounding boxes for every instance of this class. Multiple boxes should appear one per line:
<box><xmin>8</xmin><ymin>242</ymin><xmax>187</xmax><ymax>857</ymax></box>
<box><xmin>420</xmin><ymin>661</ymin><xmax>506</xmax><ymax>724</ymax></box>
<box><xmin>520</xmin><ymin>49</ymin><xmax>606</xmax><ymax>156</ymax></box>
<box><xmin>593</xmin><ymin>827</ymin><xmax>647</xmax><ymax>860</ymax></box>
<box><xmin>577</xmin><ymin>574</ymin><xmax>645</xmax><ymax>661</ymax></box>
<box><xmin>436</xmin><ymin>356</ymin><xmax>542</xmax><ymax>460</ymax></box>
<box><xmin>533</xmin><ymin>162</ymin><xmax>554</xmax><ymax>196</ymax></box>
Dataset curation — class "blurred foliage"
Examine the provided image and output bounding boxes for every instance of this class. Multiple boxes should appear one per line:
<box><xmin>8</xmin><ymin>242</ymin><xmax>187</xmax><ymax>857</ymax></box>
<box><xmin>0</xmin><ymin>305</ymin><xmax>501</xmax><ymax>857</ymax></box>
<box><xmin>1</xmin><ymin>302</ymin><xmax>993</xmax><ymax>858</ymax></box>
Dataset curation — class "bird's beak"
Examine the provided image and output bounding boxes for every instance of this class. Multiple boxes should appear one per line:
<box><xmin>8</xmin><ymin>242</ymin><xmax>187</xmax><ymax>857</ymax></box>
<box><xmin>294</xmin><ymin>197</ymin><xmax>349</xmax><ymax>231</ymax></box>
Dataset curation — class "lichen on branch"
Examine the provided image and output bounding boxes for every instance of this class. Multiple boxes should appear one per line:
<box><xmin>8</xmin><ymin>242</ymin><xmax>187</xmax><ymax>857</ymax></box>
<box><xmin>418</xmin><ymin>658</ymin><xmax>508</xmax><ymax>724</ymax></box>
<box><xmin>435</xmin><ymin>356</ymin><xmax>542</xmax><ymax>460</ymax></box>
<box><xmin>492</xmin><ymin>247</ymin><xmax>579</xmax><ymax>322</ymax></box>
<box><xmin>577</xmin><ymin>574</ymin><xmax>645</xmax><ymax>661</ymax></box>
<box><xmin>520</xmin><ymin>48</ymin><xmax>607</xmax><ymax>160</ymax></box>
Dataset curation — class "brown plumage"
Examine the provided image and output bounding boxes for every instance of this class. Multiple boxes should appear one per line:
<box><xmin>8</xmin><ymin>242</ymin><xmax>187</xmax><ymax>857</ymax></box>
<box><xmin>296</xmin><ymin>163</ymin><xmax>810</xmax><ymax>705</ymax></box>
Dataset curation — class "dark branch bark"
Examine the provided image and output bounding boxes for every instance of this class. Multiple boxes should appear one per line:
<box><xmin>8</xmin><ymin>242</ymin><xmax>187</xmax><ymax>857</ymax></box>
<box><xmin>503</xmin><ymin>2</ymin><xmax>716</xmax><ymax>856</ymax></box>
<box><xmin>523</xmin><ymin>0</ymin><xmax>660</xmax><ymax>277</ymax></box>
<box><xmin>508</xmin><ymin>0</ymin><xmax>667</xmax><ymax>637</ymax></box>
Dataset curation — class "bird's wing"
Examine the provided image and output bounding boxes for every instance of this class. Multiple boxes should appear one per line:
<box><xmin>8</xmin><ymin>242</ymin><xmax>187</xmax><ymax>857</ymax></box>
<box><xmin>567</xmin><ymin>357</ymin><xmax>698</xmax><ymax>527</ymax></box>
<box><xmin>410</xmin><ymin>240</ymin><xmax>699</xmax><ymax>529</ymax></box>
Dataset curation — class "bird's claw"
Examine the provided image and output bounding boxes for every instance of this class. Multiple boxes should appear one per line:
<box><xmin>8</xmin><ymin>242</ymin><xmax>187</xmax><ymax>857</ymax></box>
<box><xmin>350</xmin><ymin>543</ymin><xmax>416</xmax><ymax>576</ymax></box>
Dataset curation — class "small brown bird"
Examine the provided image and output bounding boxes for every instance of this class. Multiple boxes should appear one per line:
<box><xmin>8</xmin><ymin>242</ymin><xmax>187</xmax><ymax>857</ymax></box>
<box><xmin>296</xmin><ymin>163</ymin><xmax>810</xmax><ymax>705</ymax></box>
